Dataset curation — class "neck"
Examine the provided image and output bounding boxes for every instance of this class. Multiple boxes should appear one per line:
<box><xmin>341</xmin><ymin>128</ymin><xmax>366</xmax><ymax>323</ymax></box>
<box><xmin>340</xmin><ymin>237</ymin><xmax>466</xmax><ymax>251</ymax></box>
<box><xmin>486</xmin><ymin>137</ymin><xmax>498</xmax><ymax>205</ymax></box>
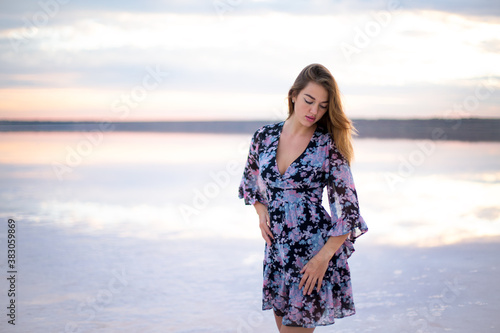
<box><xmin>285</xmin><ymin>114</ymin><xmax>316</xmax><ymax>136</ymax></box>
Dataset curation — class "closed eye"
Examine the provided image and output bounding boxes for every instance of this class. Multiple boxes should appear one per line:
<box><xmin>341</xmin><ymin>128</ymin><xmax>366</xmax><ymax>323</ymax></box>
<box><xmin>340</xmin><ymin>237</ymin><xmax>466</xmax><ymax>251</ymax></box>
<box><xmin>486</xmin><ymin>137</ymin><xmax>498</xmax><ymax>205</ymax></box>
<box><xmin>320</xmin><ymin>104</ymin><xmax>328</xmax><ymax>109</ymax></box>
<box><xmin>304</xmin><ymin>98</ymin><xmax>313</xmax><ymax>105</ymax></box>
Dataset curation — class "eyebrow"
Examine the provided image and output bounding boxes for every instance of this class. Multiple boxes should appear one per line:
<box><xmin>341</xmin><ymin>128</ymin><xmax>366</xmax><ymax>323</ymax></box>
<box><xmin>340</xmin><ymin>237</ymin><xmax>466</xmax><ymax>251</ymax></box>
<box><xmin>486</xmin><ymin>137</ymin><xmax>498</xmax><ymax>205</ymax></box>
<box><xmin>305</xmin><ymin>94</ymin><xmax>328</xmax><ymax>104</ymax></box>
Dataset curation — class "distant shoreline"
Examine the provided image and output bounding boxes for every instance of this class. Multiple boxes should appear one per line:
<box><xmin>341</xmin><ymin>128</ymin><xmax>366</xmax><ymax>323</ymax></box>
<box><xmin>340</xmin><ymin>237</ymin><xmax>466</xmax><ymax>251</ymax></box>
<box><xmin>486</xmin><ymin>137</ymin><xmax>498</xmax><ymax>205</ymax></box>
<box><xmin>0</xmin><ymin>118</ymin><xmax>499</xmax><ymax>141</ymax></box>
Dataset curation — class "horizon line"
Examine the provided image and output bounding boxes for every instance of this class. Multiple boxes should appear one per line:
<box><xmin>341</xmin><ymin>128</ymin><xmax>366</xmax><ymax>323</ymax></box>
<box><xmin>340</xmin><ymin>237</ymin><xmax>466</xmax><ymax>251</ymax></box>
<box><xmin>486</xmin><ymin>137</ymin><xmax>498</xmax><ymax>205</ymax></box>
<box><xmin>1</xmin><ymin>116</ymin><xmax>500</xmax><ymax>123</ymax></box>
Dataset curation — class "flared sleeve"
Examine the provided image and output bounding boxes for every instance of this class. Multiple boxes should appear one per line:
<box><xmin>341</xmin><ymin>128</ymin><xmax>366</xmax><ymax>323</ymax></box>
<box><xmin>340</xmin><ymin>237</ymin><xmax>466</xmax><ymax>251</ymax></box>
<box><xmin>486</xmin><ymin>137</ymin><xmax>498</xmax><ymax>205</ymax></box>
<box><xmin>238</xmin><ymin>129</ymin><xmax>268</xmax><ymax>206</ymax></box>
<box><xmin>325</xmin><ymin>139</ymin><xmax>368</xmax><ymax>244</ymax></box>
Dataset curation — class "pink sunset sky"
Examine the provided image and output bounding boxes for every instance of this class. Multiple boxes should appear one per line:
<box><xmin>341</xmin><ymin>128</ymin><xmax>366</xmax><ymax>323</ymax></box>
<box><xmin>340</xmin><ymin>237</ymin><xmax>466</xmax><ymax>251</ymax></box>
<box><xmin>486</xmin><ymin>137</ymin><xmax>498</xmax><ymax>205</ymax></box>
<box><xmin>0</xmin><ymin>0</ymin><xmax>499</xmax><ymax>121</ymax></box>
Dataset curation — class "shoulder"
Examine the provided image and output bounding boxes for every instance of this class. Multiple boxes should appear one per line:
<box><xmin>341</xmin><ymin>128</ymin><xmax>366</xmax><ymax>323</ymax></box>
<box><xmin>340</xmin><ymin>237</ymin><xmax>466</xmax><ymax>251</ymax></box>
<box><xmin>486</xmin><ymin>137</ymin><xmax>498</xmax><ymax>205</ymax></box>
<box><xmin>255</xmin><ymin>121</ymin><xmax>282</xmax><ymax>135</ymax></box>
<box><xmin>251</xmin><ymin>121</ymin><xmax>283</xmax><ymax>142</ymax></box>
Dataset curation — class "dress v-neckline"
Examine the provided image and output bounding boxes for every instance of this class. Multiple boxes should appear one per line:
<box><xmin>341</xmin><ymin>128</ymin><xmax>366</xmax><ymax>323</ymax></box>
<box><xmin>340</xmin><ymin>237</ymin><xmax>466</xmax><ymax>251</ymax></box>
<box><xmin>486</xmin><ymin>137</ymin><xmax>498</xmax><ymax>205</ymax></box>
<box><xmin>274</xmin><ymin>121</ymin><xmax>317</xmax><ymax>177</ymax></box>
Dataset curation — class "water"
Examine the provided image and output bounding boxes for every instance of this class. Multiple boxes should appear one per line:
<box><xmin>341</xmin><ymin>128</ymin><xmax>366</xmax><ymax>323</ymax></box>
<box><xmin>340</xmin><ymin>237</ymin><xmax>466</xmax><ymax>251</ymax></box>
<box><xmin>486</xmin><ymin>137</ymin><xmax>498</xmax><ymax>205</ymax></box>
<box><xmin>2</xmin><ymin>132</ymin><xmax>498</xmax><ymax>245</ymax></box>
<box><xmin>0</xmin><ymin>132</ymin><xmax>499</xmax><ymax>332</ymax></box>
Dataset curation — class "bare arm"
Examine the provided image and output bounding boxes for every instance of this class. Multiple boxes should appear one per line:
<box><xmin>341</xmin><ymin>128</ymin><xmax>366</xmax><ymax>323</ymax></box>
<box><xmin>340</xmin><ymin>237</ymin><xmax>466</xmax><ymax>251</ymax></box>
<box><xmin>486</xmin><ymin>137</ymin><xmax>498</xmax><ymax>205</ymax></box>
<box><xmin>299</xmin><ymin>233</ymin><xmax>350</xmax><ymax>295</ymax></box>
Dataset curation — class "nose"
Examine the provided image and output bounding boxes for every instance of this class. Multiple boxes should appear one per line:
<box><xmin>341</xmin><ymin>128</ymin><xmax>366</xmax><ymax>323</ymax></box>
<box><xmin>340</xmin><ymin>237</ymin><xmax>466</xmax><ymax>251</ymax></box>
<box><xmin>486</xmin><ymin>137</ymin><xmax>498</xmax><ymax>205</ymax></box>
<box><xmin>310</xmin><ymin>104</ymin><xmax>318</xmax><ymax>115</ymax></box>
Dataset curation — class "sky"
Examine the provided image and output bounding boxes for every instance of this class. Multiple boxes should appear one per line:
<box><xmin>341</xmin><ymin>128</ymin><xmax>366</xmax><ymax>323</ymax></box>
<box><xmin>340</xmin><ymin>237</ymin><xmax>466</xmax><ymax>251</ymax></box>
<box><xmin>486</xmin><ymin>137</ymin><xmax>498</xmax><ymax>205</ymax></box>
<box><xmin>0</xmin><ymin>0</ymin><xmax>499</xmax><ymax>121</ymax></box>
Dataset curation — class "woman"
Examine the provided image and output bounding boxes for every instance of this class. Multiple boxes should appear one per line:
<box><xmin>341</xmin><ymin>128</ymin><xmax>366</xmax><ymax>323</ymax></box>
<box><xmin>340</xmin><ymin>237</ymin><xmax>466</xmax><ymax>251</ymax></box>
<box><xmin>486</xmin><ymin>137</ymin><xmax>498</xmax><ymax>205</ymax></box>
<box><xmin>238</xmin><ymin>63</ymin><xmax>368</xmax><ymax>332</ymax></box>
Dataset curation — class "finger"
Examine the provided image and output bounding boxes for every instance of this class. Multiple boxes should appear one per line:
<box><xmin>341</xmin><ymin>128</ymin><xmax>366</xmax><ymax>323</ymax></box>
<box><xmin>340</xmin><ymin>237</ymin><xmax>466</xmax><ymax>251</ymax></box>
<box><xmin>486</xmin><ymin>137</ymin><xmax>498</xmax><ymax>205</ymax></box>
<box><xmin>261</xmin><ymin>230</ymin><xmax>271</xmax><ymax>246</ymax></box>
<box><xmin>301</xmin><ymin>279</ymin><xmax>308</xmax><ymax>295</ymax></box>
<box><xmin>263</xmin><ymin>225</ymin><xmax>274</xmax><ymax>240</ymax></box>
<box><xmin>302</xmin><ymin>276</ymin><xmax>313</xmax><ymax>295</ymax></box>
<box><xmin>305</xmin><ymin>281</ymin><xmax>313</xmax><ymax>295</ymax></box>
<box><xmin>262</xmin><ymin>224</ymin><xmax>273</xmax><ymax>243</ymax></box>
<box><xmin>268</xmin><ymin>229</ymin><xmax>274</xmax><ymax>240</ymax></box>
<box><xmin>262</xmin><ymin>220</ymin><xmax>274</xmax><ymax>240</ymax></box>
<box><xmin>259</xmin><ymin>218</ymin><xmax>268</xmax><ymax>229</ymax></box>
<box><xmin>307</xmin><ymin>277</ymin><xmax>316</xmax><ymax>295</ymax></box>
<box><xmin>299</xmin><ymin>272</ymin><xmax>308</xmax><ymax>290</ymax></box>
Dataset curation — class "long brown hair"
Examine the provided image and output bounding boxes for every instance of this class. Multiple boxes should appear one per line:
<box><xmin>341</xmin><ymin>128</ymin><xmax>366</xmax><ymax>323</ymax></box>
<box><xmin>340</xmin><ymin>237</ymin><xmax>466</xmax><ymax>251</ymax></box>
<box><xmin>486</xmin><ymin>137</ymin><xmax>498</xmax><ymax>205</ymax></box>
<box><xmin>287</xmin><ymin>63</ymin><xmax>356</xmax><ymax>164</ymax></box>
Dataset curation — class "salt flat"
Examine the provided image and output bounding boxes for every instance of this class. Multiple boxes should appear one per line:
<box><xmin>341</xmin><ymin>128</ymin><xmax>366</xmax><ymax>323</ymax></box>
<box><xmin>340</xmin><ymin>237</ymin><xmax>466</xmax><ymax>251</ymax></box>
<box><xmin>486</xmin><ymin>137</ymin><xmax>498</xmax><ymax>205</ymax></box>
<box><xmin>1</xmin><ymin>220</ymin><xmax>498</xmax><ymax>333</ymax></box>
<box><xmin>0</xmin><ymin>133</ymin><xmax>499</xmax><ymax>332</ymax></box>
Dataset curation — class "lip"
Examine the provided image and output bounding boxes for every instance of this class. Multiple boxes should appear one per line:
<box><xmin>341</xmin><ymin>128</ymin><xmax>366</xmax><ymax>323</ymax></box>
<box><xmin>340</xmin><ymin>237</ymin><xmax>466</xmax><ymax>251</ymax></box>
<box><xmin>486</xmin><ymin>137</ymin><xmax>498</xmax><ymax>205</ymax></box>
<box><xmin>305</xmin><ymin>115</ymin><xmax>316</xmax><ymax>122</ymax></box>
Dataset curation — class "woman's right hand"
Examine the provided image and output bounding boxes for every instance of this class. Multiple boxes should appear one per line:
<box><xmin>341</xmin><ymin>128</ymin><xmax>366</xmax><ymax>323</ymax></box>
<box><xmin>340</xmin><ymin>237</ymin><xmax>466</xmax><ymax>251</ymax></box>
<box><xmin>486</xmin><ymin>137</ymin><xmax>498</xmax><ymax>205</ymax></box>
<box><xmin>254</xmin><ymin>202</ymin><xmax>274</xmax><ymax>246</ymax></box>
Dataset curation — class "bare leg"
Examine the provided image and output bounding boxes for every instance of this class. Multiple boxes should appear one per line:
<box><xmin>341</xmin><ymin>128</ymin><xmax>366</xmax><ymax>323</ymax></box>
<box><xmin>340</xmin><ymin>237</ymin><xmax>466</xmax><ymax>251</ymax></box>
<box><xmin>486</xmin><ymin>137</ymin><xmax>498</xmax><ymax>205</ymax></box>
<box><xmin>274</xmin><ymin>311</ymin><xmax>315</xmax><ymax>333</ymax></box>
<box><xmin>273</xmin><ymin>310</ymin><xmax>283</xmax><ymax>331</ymax></box>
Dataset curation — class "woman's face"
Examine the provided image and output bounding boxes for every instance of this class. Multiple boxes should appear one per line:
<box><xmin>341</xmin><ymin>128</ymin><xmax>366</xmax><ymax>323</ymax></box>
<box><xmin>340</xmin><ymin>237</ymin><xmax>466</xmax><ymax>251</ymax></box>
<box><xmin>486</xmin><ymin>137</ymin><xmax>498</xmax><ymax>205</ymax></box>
<box><xmin>291</xmin><ymin>81</ymin><xmax>328</xmax><ymax>127</ymax></box>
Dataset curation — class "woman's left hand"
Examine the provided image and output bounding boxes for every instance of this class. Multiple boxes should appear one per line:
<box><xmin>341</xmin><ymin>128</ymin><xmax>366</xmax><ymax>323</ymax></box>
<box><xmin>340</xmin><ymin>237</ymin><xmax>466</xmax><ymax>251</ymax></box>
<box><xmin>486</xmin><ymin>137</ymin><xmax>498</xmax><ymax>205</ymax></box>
<box><xmin>298</xmin><ymin>255</ymin><xmax>330</xmax><ymax>295</ymax></box>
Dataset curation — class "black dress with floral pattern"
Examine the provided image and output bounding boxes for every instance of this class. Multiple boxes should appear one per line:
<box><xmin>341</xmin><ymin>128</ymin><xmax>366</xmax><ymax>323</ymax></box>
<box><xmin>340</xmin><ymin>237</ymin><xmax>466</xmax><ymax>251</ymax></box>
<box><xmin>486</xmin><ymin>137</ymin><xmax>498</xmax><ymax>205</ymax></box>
<box><xmin>238</xmin><ymin>121</ymin><xmax>368</xmax><ymax>328</ymax></box>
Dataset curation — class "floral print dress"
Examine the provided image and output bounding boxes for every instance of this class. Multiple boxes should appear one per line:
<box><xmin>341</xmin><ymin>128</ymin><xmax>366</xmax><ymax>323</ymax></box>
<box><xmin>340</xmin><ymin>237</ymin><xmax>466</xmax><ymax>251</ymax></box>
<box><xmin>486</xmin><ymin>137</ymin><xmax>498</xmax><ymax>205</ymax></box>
<box><xmin>238</xmin><ymin>121</ymin><xmax>368</xmax><ymax>328</ymax></box>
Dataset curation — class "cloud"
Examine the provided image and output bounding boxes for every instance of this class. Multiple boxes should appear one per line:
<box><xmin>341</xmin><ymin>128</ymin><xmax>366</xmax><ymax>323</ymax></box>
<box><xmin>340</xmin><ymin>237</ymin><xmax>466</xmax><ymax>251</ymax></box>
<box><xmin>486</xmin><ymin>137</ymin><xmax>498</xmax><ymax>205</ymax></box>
<box><xmin>405</xmin><ymin>0</ymin><xmax>500</xmax><ymax>17</ymax></box>
<box><xmin>480</xmin><ymin>39</ymin><xmax>500</xmax><ymax>53</ymax></box>
<box><xmin>474</xmin><ymin>206</ymin><xmax>500</xmax><ymax>220</ymax></box>
<box><xmin>1</xmin><ymin>0</ymin><xmax>499</xmax><ymax>24</ymax></box>
<box><xmin>0</xmin><ymin>1</ymin><xmax>499</xmax><ymax>120</ymax></box>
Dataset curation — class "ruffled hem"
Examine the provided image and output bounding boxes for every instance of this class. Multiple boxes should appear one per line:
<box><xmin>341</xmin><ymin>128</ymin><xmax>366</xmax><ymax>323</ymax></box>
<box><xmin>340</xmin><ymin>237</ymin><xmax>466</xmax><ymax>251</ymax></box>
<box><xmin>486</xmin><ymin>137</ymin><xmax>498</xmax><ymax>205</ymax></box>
<box><xmin>263</xmin><ymin>304</ymin><xmax>356</xmax><ymax>328</ymax></box>
<box><xmin>263</xmin><ymin>305</ymin><xmax>356</xmax><ymax>328</ymax></box>
<box><xmin>262</xmin><ymin>279</ymin><xmax>356</xmax><ymax>328</ymax></box>
<box><xmin>238</xmin><ymin>190</ymin><xmax>257</xmax><ymax>206</ymax></box>
<box><xmin>328</xmin><ymin>215</ymin><xmax>368</xmax><ymax>243</ymax></box>
<box><xmin>238</xmin><ymin>181</ymin><xmax>268</xmax><ymax>206</ymax></box>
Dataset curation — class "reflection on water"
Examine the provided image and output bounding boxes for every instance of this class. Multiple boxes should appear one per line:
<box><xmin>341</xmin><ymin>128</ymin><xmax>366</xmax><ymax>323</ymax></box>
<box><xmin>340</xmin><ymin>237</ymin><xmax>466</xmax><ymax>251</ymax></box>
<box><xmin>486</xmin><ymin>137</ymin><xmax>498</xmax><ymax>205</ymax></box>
<box><xmin>1</xmin><ymin>132</ymin><xmax>499</xmax><ymax>246</ymax></box>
